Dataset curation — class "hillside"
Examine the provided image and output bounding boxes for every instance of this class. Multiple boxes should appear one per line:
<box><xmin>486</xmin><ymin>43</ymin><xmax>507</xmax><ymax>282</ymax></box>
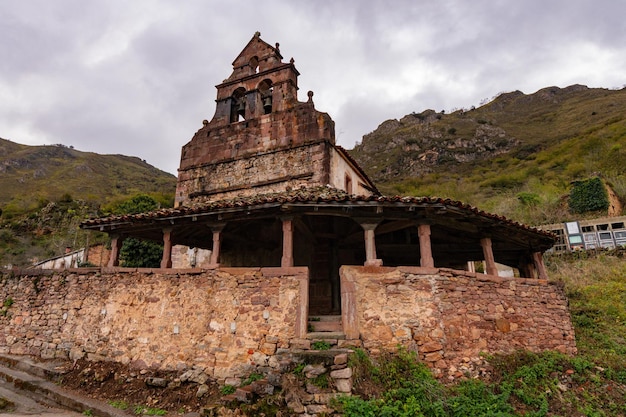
<box><xmin>350</xmin><ymin>85</ymin><xmax>626</xmax><ymax>225</ymax></box>
<box><xmin>0</xmin><ymin>138</ymin><xmax>177</xmax><ymax>267</ymax></box>
<box><xmin>0</xmin><ymin>138</ymin><xmax>177</xmax><ymax>214</ymax></box>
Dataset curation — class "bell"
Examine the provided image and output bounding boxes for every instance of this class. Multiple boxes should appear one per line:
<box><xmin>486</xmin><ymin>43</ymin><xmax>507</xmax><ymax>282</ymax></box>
<box><xmin>263</xmin><ymin>96</ymin><xmax>272</xmax><ymax>110</ymax></box>
<box><xmin>236</xmin><ymin>101</ymin><xmax>245</xmax><ymax>117</ymax></box>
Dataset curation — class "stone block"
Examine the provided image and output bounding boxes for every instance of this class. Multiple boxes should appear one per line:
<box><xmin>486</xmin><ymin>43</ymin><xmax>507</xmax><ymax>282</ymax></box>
<box><xmin>334</xmin><ymin>377</ymin><xmax>352</xmax><ymax>393</ymax></box>
<box><xmin>303</xmin><ymin>364</ymin><xmax>326</xmax><ymax>378</ymax></box>
<box><xmin>145</xmin><ymin>377</ymin><xmax>168</xmax><ymax>387</ymax></box>
<box><xmin>334</xmin><ymin>353</ymin><xmax>348</xmax><ymax>365</ymax></box>
<box><xmin>260</xmin><ymin>342</ymin><xmax>277</xmax><ymax>355</ymax></box>
<box><xmin>495</xmin><ymin>318</ymin><xmax>511</xmax><ymax>332</ymax></box>
<box><xmin>330</xmin><ymin>367</ymin><xmax>352</xmax><ymax>379</ymax></box>
<box><xmin>306</xmin><ymin>404</ymin><xmax>331</xmax><ymax>414</ymax></box>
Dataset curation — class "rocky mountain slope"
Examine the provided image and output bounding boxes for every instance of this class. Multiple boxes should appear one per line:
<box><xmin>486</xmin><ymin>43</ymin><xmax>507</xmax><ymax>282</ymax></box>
<box><xmin>0</xmin><ymin>138</ymin><xmax>176</xmax><ymax>211</ymax></box>
<box><xmin>0</xmin><ymin>138</ymin><xmax>177</xmax><ymax>267</ymax></box>
<box><xmin>349</xmin><ymin>85</ymin><xmax>626</xmax><ymax>224</ymax></box>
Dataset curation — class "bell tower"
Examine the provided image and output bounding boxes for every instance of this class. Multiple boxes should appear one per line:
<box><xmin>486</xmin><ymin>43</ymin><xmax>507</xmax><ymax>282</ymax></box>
<box><xmin>210</xmin><ymin>31</ymin><xmax>301</xmax><ymax>125</ymax></box>
<box><xmin>175</xmin><ymin>33</ymin><xmax>374</xmax><ymax>207</ymax></box>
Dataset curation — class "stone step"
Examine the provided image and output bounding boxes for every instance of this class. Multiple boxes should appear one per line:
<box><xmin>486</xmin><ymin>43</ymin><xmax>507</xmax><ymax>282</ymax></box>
<box><xmin>0</xmin><ymin>358</ymin><xmax>127</xmax><ymax>417</ymax></box>
<box><xmin>309</xmin><ymin>315</ymin><xmax>342</xmax><ymax>322</ymax></box>
<box><xmin>308</xmin><ymin>320</ymin><xmax>342</xmax><ymax>332</ymax></box>
<box><xmin>307</xmin><ymin>331</ymin><xmax>346</xmax><ymax>340</ymax></box>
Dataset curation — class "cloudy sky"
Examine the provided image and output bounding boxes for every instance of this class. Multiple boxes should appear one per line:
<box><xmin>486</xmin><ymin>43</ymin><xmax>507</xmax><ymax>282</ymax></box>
<box><xmin>2</xmin><ymin>1</ymin><xmax>625</xmax><ymax>175</ymax></box>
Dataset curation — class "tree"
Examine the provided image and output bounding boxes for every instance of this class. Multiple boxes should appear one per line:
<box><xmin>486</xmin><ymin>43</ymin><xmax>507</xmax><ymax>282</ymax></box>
<box><xmin>110</xmin><ymin>195</ymin><xmax>164</xmax><ymax>267</ymax></box>
<box><xmin>119</xmin><ymin>237</ymin><xmax>163</xmax><ymax>268</ymax></box>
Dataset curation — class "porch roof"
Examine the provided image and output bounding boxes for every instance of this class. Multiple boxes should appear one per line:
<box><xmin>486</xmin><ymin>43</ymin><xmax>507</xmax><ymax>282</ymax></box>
<box><xmin>81</xmin><ymin>187</ymin><xmax>555</xmax><ymax>257</ymax></box>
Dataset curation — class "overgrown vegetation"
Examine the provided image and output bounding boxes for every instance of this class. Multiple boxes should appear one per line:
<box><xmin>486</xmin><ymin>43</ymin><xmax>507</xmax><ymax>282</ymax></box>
<box><xmin>330</xmin><ymin>251</ymin><xmax>626</xmax><ymax>417</ymax></box>
<box><xmin>337</xmin><ymin>347</ymin><xmax>625</xmax><ymax>416</ymax></box>
<box><xmin>0</xmin><ymin>138</ymin><xmax>175</xmax><ymax>268</ymax></box>
<box><xmin>569</xmin><ymin>177</ymin><xmax>610</xmax><ymax>214</ymax></box>
<box><xmin>0</xmin><ymin>192</ymin><xmax>172</xmax><ymax>268</ymax></box>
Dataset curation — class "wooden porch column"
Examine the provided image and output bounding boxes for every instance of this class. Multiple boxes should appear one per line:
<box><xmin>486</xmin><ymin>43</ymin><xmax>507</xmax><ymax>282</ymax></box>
<box><xmin>281</xmin><ymin>217</ymin><xmax>294</xmax><ymax>268</ymax></box>
<box><xmin>480</xmin><ymin>237</ymin><xmax>498</xmax><ymax>276</ymax></box>
<box><xmin>209</xmin><ymin>224</ymin><xmax>226</xmax><ymax>265</ymax></box>
<box><xmin>417</xmin><ymin>224</ymin><xmax>434</xmax><ymax>267</ymax></box>
<box><xmin>361</xmin><ymin>222</ymin><xmax>382</xmax><ymax>266</ymax></box>
<box><xmin>532</xmin><ymin>251</ymin><xmax>548</xmax><ymax>279</ymax></box>
<box><xmin>108</xmin><ymin>234</ymin><xmax>123</xmax><ymax>267</ymax></box>
<box><xmin>160</xmin><ymin>228</ymin><xmax>173</xmax><ymax>269</ymax></box>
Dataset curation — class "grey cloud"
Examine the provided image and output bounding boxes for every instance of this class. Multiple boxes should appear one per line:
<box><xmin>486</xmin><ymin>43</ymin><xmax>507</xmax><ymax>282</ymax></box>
<box><xmin>1</xmin><ymin>0</ymin><xmax>624</xmax><ymax>175</ymax></box>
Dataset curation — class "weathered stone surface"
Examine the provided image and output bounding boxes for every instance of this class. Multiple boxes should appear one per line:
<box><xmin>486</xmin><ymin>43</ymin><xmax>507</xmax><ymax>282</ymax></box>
<box><xmin>303</xmin><ymin>364</ymin><xmax>326</xmax><ymax>378</ymax></box>
<box><xmin>145</xmin><ymin>377</ymin><xmax>168</xmax><ymax>387</ymax></box>
<box><xmin>340</xmin><ymin>265</ymin><xmax>577</xmax><ymax>378</ymax></box>
<box><xmin>330</xmin><ymin>367</ymin><xmax>352</xmax><ymax>379</ymax></box>
<box><xmin>334</xmin><ymin>378</ymin><xmax>352</xmax><ymax>393</ymax></box>
<box><xmin>196</xmin><ymin>384</ymin><xmax>209</xmax><ymax>398</ymax></box>
<box><xmin>0</xmin><ymin>269</ymin><xmax>304</xmax><ymax>379</ymax></box>
<box><xmin>333</xmin><ymin>353</ymin><xmax>348</xmax><ymax>365</ymax></box>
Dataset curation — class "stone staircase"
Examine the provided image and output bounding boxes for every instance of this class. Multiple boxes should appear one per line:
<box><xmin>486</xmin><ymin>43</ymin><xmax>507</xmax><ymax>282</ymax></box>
<box><xmin>0</xmin><ymin>354</ymin><xmax>127</xmax><ymax>416</ymax></box>
<box><xmin>307</xmin><ymin>315</ymin><xmax>345</xmax><ymax>343</ymax></box>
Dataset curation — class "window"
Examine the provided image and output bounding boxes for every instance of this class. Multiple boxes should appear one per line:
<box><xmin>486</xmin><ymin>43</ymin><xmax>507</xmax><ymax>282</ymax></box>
<box><xmin>249</xmin><ymin>56</ymin><xmax>259</xmax><ymax>73</ymax></box>
<box><xmin>344</xmin><ymin>174</ymin><xmax>353</xmax><ymax>194</ymax></box>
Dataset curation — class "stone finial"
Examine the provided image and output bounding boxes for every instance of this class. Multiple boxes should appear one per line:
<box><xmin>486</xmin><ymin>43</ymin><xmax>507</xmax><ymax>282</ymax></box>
<box><xmin>307</xmin><ymin>91</ymin><xmax>314</xmax><ymax>103</ymax></box>
<box><xmin>290</xmin><ymin>57</ymin><xmax>295</xmax><ymax>64</ymax></box>
<box><xmin>254</xmin><ymin>31</ymin><xmax>261</xmax><ymax>38</ymax></box>
<box><xmin>202</xmin><ymin>120</ymin><xmax>208</xmax><ymax>127</ymax></box>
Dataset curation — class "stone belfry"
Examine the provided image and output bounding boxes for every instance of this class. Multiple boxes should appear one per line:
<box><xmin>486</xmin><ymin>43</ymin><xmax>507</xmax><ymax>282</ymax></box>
<box><xmin>175</xmin><ymin>32</ymin><xmax>372</xmax><ymax>208</ymax></box>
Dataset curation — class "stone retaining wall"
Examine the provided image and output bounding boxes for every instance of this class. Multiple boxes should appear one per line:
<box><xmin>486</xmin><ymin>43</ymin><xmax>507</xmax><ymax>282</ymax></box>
<box><xmin>0</xmin><ymin>267</ymin><xmax>307</xmax><ymax>379</ymax></box>
<box><xmin>340</xmin><ymin>265</ymin><xmax>577</xmax><ymax>377</ymax></box>
<box><xmin>0</xmin><ymin>265</ymin><xmax>576</xmax><ymax>382</ymax></box>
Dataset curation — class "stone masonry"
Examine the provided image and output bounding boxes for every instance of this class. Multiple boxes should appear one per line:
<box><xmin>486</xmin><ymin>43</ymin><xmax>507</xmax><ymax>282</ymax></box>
<box><xmin>1</xmin><ymin>266</ymin><xmax>575</xmax><ymax>381</ymax></box>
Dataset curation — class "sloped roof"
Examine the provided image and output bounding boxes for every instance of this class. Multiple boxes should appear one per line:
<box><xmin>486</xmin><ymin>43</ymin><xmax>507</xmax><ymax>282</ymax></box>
<box><xmin>82</xmin><ymin>186</ymin><xmax>553</xmax><ymax>239</ymax></box>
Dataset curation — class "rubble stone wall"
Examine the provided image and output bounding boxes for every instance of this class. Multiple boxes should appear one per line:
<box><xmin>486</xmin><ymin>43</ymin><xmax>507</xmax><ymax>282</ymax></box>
<box><xmin>176</xmin><ymin>141</ymin><xmax>330</xmax><ymax>205</ymax></box>
<box><xmin>0</xmin><ymin>267</ymin><xmax>308</xmax><ymax>379</ymax></box>
<box><xmin>0</xmin><ymin>265</ymin><xmax>576</xmax><ymax>381</ymax></box>
<box><xmin>340</xmin><ymin>265</ymin><xmax>577</xmax><ymax>376</ymax></box>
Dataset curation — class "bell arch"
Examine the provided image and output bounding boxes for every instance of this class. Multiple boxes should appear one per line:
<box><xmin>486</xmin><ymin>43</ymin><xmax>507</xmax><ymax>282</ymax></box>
<box><xmin>230</xmin><ymin>87</ymin><xmax>247</xmax><ymax>123</ymax></box>
<box><xmin>258</xmin><ymin>79</ymin><xmax>273</xmax><ymax>115</ymax></box>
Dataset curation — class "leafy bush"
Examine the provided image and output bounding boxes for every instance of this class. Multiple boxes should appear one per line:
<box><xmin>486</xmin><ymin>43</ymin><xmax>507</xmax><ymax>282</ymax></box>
<box><xmin>568</xmin><ymin>177</ymin><xmax>609</xmax><ymax>213</ymax></box>
<box><xmin>119</xmin><ymin>238</ymin><xmax>163</xmax><ymax>268</ymax></box>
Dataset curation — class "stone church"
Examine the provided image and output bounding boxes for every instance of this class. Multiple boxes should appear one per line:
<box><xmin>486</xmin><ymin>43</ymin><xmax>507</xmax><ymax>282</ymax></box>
<box><xmin>79</xmin><ymin>33</ymin><xmax>576</xmax><ymax>373</ymax></box>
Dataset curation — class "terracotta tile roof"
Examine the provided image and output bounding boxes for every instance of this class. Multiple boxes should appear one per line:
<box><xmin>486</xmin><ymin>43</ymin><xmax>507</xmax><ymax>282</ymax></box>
<box><xmin>80</xmin><ymin>186</ymin><xmax>554</xmax><ymax>240</ymax></box>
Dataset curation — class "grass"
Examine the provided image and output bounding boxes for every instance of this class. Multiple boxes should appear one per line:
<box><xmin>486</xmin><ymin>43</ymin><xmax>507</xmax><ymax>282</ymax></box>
<box><xmin>546</xmin><ymin>250</ymin><xmax>626</xmax><ymax>371</ymax></box>
<box><xmin>338</xmin><ymin>347</ymin><xmax>626</xmax><ymax>416</ymax></box>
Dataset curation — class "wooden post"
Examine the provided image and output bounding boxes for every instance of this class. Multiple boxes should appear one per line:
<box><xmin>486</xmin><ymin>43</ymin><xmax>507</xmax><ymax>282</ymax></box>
<box><xmin>532</xmin><ymin>251</ymin><xmax>548</xmax><ymax>279</ymax></box>
<box><xmin>480</xmin><ymin>237</ymin><xmax>498</xmax><ymax>276</ymax></box>
<box><xmin>417</xmin><ymin>224</ymin><xmax>434</xmax><ymax>267</ymax></box>
<box><xmin>160</xmin><ymin>228</ymin><xmax>173</xmax><ymax>269</ymax></box>
<box><xmin>209</xmin><ymin>224</ymin><xmax>226</xmax><ymax>265</ymax></box>
<box><xmin>281</xmin><ymin>217</ymin><xmax>294</xmax><ymax>268</ymax></box>
<box><xmin>108</xmin><ymin>234</ymin><xmax>123</xmax><ymax>267</ymax></box>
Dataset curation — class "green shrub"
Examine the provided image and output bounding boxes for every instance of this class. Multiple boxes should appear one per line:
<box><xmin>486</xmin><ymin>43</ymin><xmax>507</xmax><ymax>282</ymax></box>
<box><xmin>220</xmin><ymin>384</ymin><xmax>236</xmax><ymax>395</ymax></box>
<box><xmin>517</xmin><ymin>192</ymin><xmax>541</xmax><ymax>207</ymax></box>
<box><xmin>569</xmin><ymin>177</ymin><xmax>609</xmax><ymax>213</ymax></box>
<box><xmin>311</xmin><ymin>340</ymin><xmax>331</xmax><ymax>350</ymax></box>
